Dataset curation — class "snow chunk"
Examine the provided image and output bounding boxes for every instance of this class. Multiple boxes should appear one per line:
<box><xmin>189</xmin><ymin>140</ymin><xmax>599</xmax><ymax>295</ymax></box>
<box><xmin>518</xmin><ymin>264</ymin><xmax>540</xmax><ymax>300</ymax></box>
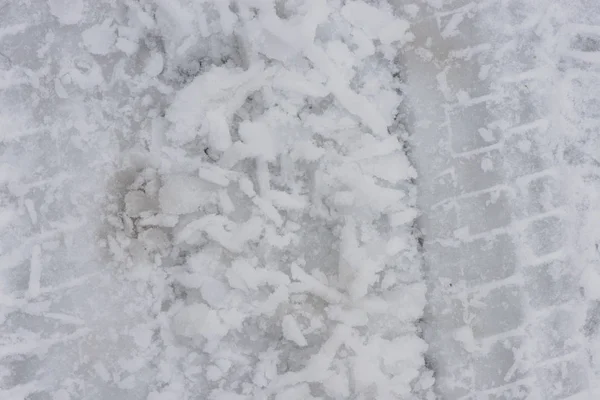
<box><xmin>238</xmin><ymin>120</ymin><xmax>277</xmax><ymax>162</ymax></box>
<box><xmin>200</xmin><ymin>278</ymin><xmax>229</xmax><ymax>308</ymax></box>
<box><xmin>173</xmin><ymin>303</ymin><xmax>210</xmax><ymax>338</ymax></box>
<box><xmin>48</xmin><ymin>0</ymin><xmax>84</xmax><ymax>25</ymax></box>
<box><xmin>206</xmin><ymin>109</ymin><xmax>233</xmax><ymax>152</ymax></box>
<box><xmin>197</xmin><ymin>165</ymin><xmax>232</xmax><ymax>187</ymax></box>
<box><xmin>272</xmin><ymin>68</ymin><xmax>328</xmax><ymax>97</ymax></box>
<box><xmin>176</xmin><ymin>215</ymin><xmax>235</xmax><ymax>252</ymax></box>
<box><xmin>389</xmin><ymin>208</ymin><xmax>420</xmax><ymax>226</ymax></box>
<box><xmin>115</xmin><ymin>38</ymin><xmax>139</xmax><ymax>55</ymax></box>
<box><xmin>138</xmin><ymin>228</ymin><xmax>170</xmax><ymax>254</ymax></box>
<box><xmin>386</xmin><ymin>236</ymin><xmax>408</xmax><ymax>256</ymax></box>
<box><xmin>326</xmin><ymin>71</ymin><xmax>389</xmax><ymax>138</ymax></box>
<box><xmin>481</xmin><ymin>157</ymin><xmax>494</xmax><ymax>172</ymax></box>
<box><xmin>582</xmin><ymin>267</ymin><xmax>600</xmax><ymax>300</ymax></box>
<box><xmin>269</xmin><ymin>190</ymin><xmax>307</xmax><ymax>210</ymax></box>
<box><xmin>145</xmin><ymin>53</ymin><xmax>164</xmax><ymax>77</ymax></box>
<box><xmin>93</xmin><ymin>362</ymin><xmax>111</xmax><ymax>382</ymax></box>
<box><xmin>341</xmin><ymin>1</ymin><xmax>411</xmax><ymax>44</ymax></box>
<box><xmin>125</xmin><ymin>190</ymin><xmax>156</xmax><ymax>217</ymax></box>
<box><xmin>166</xmin><ymin>63</ymin><xmax>268</xmax><ymax>145</ymax></box>
<box><xmin>59</xmin><ymin>58</ymin><xmax>105</xmax><ymax>91</ymax></box>
<box><xmin>82</xmin><ymin>21</ymin><xmax>116</xmax><ymax>55</ymax></box>
<box><xmin>227</xmin><ymin>258</ymin><xmax>290</xmax><ymax>292</ymax></box>
<box><xmin>453</xmin><ymin>326</ymin><xmax>477</xmax><ymax>353</ymax></box>
<box><xmin>282</xmin><ymin>315</ymin><xmax>307</xmax><ymax>347</ymax></box>
<box><xmin>159</xmin><ymin>175</ymin><xmax>214</xmax><ymax>215</ymax></box>
<box><xmin>172</xmin><ymin>303</ymin><xmax>228</xmax><ymax>342</ymax></box>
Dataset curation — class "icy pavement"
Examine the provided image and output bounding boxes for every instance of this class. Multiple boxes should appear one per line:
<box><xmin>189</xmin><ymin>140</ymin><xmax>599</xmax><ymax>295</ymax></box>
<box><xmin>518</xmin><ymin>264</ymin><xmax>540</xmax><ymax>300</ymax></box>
<box><xmin>2</xmin><ymin>0</ymin><xmax>600</xmax><ymax>399</ymax></box>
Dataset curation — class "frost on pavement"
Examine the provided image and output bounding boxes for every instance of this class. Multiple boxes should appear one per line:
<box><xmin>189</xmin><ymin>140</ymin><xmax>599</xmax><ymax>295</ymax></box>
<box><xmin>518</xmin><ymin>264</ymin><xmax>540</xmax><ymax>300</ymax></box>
<box><xmin>104</xmin><ymin>1</ymin><xmax>432</xmax><ymax>399</ymax></box>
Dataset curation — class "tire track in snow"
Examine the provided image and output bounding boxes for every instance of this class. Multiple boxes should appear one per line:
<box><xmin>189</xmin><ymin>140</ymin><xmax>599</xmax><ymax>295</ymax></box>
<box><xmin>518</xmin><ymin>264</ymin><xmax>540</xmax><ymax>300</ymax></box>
<box><xmin>403</xmin><ymin>1</ymin><xmax>591</xmax><ymax>398</ymax></box>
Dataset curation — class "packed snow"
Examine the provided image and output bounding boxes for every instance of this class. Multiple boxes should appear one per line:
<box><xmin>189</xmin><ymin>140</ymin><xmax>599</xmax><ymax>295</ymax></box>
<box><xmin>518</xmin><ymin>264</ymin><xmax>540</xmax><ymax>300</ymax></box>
<box><xmin>3</xmin><ymin>0</ymin><xmax>600</xmax><ymax>399</ymax></box>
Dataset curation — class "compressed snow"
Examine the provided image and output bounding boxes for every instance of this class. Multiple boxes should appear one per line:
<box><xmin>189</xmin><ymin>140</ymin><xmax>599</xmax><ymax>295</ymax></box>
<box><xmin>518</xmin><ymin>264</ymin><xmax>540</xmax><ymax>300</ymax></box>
<box><xmin>158</xmin><ymin>175</ymin><xmax>215</xmax><ymax>215</ymax></box>
<box><xmin>5</xmin><ymin>0</ymin><xmax>431</xmax><ymax>398</ymax></box>
<box><xmin>582</xmin><ymin>267</ymin><xmax>600</xmax><ymax>301</ymax></box>
<box><xmin>341</xmin><ymin>1</ymin><xmax>411</xmax><ymax>45</ymax></box>
<box><xmin>282</xmin><ymin>315</ymin><xmax>308</xmax><ymax>347</ymax></box>
<box><xmin>125</xmin><ymin>190</ymin><xmax>156</xmax><ymax>217</ymax></box>
<box><xmin>82</xmin><ymin>21</ymin><xmax>116</xmax><ymax>55</ymax></box>
<box><xmin>238</xmin><ymin>120</ymin><xmax>277</xmax><ymax>162</ymax></box>
<box><xmin>115</xmin><ymin>37</ymin><xmax>139</xmax><ymax>55</ymax></box>
<box><xmin>172</xmin><ymin>303</ymin><xmax>210</xmax><ymax>339</ymax></box>
<box><xmin>8</xmin><ymin>0</ymin><xmax>600</xmax><ymax>398</ymax></box>
<box><xmin>145</xmin><ymin>53</ymin><xmax>165</xmax><ymax>77</ymax></box>
<box><xmin>48</xmin><ymin>0</ymin><xmax>84</xmax><ymax>25</ymax></box>
<box><xmin>199</xmin><ymin>278</ymin><xmax>229</xmax><ymax>308</ymax></box>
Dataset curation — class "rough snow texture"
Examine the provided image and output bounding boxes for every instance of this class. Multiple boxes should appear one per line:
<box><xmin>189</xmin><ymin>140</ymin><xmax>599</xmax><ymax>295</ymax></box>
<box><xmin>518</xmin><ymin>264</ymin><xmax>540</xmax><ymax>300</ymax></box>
<box><xmin>101</xmin><ymin>1</ymin><xmax>431</xmax><ymax>399</ymax></box>
<box><xmin>6</xmin><ymin>0</ymin><xmax>600</xmax><ymax>399</ymax></box>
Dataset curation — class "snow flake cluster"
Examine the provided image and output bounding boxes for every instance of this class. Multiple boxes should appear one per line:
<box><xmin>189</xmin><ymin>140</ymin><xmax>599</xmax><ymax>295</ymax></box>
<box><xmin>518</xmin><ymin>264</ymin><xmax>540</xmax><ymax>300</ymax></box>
<box><xmin>104</xmin><ymin>0</ymin><xmax>431</xmax><ymax>398</ymax></box>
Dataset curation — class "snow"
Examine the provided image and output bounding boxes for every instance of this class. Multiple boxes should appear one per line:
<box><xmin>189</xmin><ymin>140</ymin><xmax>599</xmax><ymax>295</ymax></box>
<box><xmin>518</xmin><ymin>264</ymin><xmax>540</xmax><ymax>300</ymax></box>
<box><xmin>48</xmin><ymin>0</ymin><xmax>84</xmax><ymax>25</ymax></box>
<box><xmin>341</xmin><ymin>1</ymin><xmax>411</xmax><ymax>45</ymax></box>
<box><xmin>172</xmin><ymin>303</ymin><xmax>211</xmax><ymax>339</ymax></box>
<box><xmin>405</xmin><ymin>0</ymin><xmax>600</xmax><ymax>397</ymax></box>
<box><xmin>582</xmin><ymin>268</ymin><xmax>600</xmax><ymax>301</ymax></box>
<box><xmin>158</xmin><ymin>174</ymin><xmax>215</xmax><ymax>215</ymax></box>
<box><xmin>82</xmin><ymin>21</ymin><xmax>116</xmax><ymax>55</ymax></box>
<box><xmin>10</xmin><ymin>0</ymin><xmax>600</xmax><ymax>398</ymax></box>
<box><xmin>108</xmin><ymin>1</ymin><xmax>430</xmax><ymax>397</ymax></box>
<box><xmin>281</xmin><ymin>314</ymin><xmax>308</xmax><ymax>347</ymax></box>
<box><xmin>26</xmin><ymin>244</ymin><xmax>42</xmax><ymax>298</ymax></box>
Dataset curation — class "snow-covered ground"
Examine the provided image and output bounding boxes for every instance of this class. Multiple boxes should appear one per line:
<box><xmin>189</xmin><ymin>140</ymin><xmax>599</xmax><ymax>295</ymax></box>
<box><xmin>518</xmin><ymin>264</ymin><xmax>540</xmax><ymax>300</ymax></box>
<box><xmin>2</xmin><ymin>0</ymin><xmax>600</xmax><ymax>399</ymax></box>
<box><xmin>405</xmin><ymin>0</ymin><xmax>600</xmax><ymax>398</ymax></box>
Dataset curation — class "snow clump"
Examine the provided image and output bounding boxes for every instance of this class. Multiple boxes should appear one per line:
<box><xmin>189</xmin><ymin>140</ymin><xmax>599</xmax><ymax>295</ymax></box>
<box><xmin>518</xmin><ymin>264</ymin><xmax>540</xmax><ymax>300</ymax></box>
<box><xmin>105</xmin><ymin>1</ymin><xmax>431</xmax><ymax>398</ymax></box>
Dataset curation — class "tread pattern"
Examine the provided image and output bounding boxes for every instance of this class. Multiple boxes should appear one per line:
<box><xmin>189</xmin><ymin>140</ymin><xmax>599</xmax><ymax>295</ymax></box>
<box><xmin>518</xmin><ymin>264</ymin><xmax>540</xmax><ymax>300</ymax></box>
<box><xmin>405</xmin><ymin>1</ymin><xmax>592</xmax><ymax>399</ymax></box>
<box><xmin>0</xmin><ymin>1</ymin><xmax>164</xmax><ymax>398</ymax></box>
<box><xmin>555</xmin><ymin>5</ymin><xmax>600</xmax><ymax>396</ymax></box>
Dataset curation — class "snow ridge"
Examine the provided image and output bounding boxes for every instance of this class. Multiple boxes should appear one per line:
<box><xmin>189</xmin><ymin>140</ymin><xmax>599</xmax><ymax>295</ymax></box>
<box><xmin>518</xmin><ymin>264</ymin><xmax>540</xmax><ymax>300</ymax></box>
<box><xmin>105</xmin><ymin>0</ymin><xmax>431</xmax><ymax>399</ymax></box>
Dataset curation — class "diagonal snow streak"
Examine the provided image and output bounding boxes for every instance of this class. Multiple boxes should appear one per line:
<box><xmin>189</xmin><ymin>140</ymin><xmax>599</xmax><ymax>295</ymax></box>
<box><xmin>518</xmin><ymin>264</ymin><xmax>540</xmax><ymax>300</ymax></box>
<box><xmin>104</xmin><ymin>0</ymin><xmax>432</xmax><ymax>399</ymax></box>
